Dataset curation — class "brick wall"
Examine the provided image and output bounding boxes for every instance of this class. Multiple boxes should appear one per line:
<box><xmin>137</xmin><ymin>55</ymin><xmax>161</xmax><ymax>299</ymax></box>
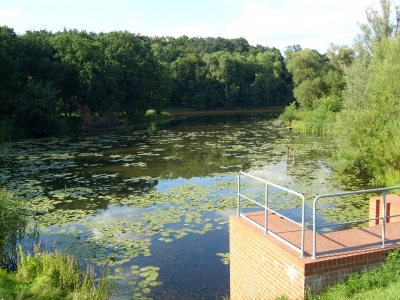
<box><xmin>230</xmin><ymin>215</ymin><xmax>395</xmax><ymax>299</ymax></box>
<box><xmin>304</xmin><ymin>251</ymin><xmax>387</xmax><ymax>293</ymax></box>
<box><xmin>230</xmin><ymin>215</ymin><xmax>305</xmax><ymax>299</ymax></box>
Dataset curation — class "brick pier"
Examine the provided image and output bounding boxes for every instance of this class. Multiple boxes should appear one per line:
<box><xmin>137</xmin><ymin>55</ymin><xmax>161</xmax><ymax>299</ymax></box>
<box><xmin>230</xmin><ymin>194</ymin><xmax>400</xmax><ymax>300</ymax></box>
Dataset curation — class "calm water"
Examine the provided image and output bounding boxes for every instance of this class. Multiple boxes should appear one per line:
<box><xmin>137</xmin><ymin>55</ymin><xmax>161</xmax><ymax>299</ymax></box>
<box><xmin>0</xmin><ymin>113</ymin><xmax>369</xmax><ymax>299</ymax></box>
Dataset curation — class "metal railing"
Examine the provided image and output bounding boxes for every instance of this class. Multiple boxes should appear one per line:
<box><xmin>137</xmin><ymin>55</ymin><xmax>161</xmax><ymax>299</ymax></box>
<box><xmin>237</xmin><ymin>171</ymin><xmax>306</xmax><ymax>258</ymax></box>
<box><xmin>237</xmin><ymin>172</ymin><xmax>400</xmax><ymax>260</ymax></box>
<box><xmin>312</xmin><ymin>186</ymin><xmax>400</xmax><ymax>259</ymax></box>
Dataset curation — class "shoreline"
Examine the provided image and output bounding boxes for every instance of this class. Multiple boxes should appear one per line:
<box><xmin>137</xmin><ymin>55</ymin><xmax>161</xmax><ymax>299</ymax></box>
<box><xmin>167</xmin><ymin>107</ymin><xmax>284</xmax><ymax>116</ymax></box>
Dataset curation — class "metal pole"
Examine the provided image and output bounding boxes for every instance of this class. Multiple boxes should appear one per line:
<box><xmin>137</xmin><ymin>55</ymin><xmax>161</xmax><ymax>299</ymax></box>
<box><xmin>237</xmin><ymin>173</ymin><xmax>241</xmax><ymax>217</ymax></box>
<box><xmin>382</xmin><ymin>190</ymin><xmax>386</xmax><ymax>248</ymax></box>
<box><xmin>312</xmin><ymin>196</ymin><xmax>318</xmax><ymax>259</ymax></box>
<box><xmin>300</xmin><ymin>195</ymin><xmax>305</xmax><ymax>258</ymax></box>
<box><xmin>265</xmin><ymin>184</ymin><xmax>269</xmax><ymax>235</ymax></box>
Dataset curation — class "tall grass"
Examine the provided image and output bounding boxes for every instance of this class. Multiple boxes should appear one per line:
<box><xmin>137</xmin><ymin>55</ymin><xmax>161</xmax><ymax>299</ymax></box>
<box><xmin>0</xmin><ymin>189</ymin><xmax>33</xmax><ymax>271</ymax></box>
<box><xmin>291</xmin><ymin>106</ymin><xmax>336</xmax><ymax>134</ymax></box>
<box><xmin>0</xmin><ymin>245</ymin><xmax>110</xmax><ymax>299</ymax></box>
<box><xmin>279</xmin><ymin>102</ymin><xmax>337</xmax><ymax>134</ymax></box>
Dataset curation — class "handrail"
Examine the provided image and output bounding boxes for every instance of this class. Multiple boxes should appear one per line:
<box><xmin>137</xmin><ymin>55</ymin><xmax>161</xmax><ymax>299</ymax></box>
<box><xmin>312</xmin><ymin>186</ymin><xmax>400</xmax><ymax>259</ymax></box>
<box><xmin>237</xmin><ymin>172</ymin><xmax>306</xmax><ymax>258</ymax></box>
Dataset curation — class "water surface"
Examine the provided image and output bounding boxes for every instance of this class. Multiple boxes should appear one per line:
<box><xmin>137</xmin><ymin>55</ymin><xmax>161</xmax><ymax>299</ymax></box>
<box><xmin>0</xmin><ymin>113</ymin><xmax>369</xmax><ymax>299</ymax></box>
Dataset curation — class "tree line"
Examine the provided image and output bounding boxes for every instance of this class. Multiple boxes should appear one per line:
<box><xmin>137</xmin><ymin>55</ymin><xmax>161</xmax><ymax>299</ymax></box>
<box><xmin>1</xmin><ymin>25</ymin><xmax>343</xmax><ymax>138</ymax></box>
<box><xmin>1</xmin><ymin>0</ymin><xmax>399</xmax><ymax>187</ymax></box>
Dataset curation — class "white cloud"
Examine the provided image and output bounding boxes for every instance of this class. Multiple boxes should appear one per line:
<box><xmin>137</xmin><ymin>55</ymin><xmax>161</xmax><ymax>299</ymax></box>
<box><xmin>221</xmin><ymin>0</ymin><xmax>376</xmax><ymax>51</ymax></box>
<box><xmin>120</xmin><ymin>0</ymin><xmax>389</xmax><ymax>52</ymax></box>
<box><xmin>0</xmin><ymin>8</ymin><xmax>21</xmax><ymax>18</ymax></box>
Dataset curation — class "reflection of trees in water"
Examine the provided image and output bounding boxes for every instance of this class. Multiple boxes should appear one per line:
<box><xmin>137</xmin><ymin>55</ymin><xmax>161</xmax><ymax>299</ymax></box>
<box><xmin>158</xmin><ymin>146</ymin><xmax>249</xmax><ymax>179</ymax></box>
<box><xmin>54</xmin><ymin>179</ymin><xmax>160</xmax><ymax>211</ymax></box>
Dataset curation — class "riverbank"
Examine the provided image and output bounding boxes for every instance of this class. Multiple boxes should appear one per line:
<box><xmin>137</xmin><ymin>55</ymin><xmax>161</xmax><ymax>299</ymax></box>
<box><xmin>167</xmin><ymin>107</ymin><xmax>284</xmax><ymax>116</ymax></box>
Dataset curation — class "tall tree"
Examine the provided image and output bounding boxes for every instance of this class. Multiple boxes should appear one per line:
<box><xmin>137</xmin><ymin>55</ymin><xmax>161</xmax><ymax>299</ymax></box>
<box><xmin>0</xmin><ymin>26</ymin><xmax>20</xmax><ymax>118</ymax></box>
<box><xmin>285</xmin><ymin>49</ymin><xmax>328</xmax><ymax>109</ymax></box>
<box><xmin>203</xmin><ymin>51</ymin><xmax>245</xmax><ymax>107</ymax></box>
<box><xmin>357</xmin><ymin>0</ymin><xmax>400</xmax><ymax>53</ymax></box>
<box><xmin>250</xmin><ymin>50</ymin><xmax>285</xmax><ymax>106</ymax></box>
<box><xmin>334</xmin><ymin>36</ymin><xmax>400</xmax><ymax>185</ymax></box>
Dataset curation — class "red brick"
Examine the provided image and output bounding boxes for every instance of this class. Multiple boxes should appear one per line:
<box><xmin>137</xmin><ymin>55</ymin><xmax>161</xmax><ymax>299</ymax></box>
<box><xmin>230</xmin><ymin>200</ymin><xmax>400</xmax><ymax>300</ymax></box>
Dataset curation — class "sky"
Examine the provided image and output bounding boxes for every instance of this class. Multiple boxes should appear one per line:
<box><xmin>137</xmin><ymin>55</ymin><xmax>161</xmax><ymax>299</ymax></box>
<box><xmin>0</xmin><ymin>0</ymin><xmax>392</xmax><ymax>54</ymax></box>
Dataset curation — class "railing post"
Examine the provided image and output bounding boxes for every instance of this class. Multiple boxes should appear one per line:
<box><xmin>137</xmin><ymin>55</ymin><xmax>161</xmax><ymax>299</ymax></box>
<box><xmin>264</xmin><ymin>184</ymin><xmax>268</xmax><ymax>235</ymax></box>
<box><xmin>312</xmin><ymin>196</ymin><xmax>318</xmax><ymax>260</ymax></box>
<box><xmin>300</xmin><ymin>195</ymin><xmax>305</xmax><ymax>258</ymax></box>
<box><xmin>381</xmin><ymin>190</ymin><xmax>387</xmax><ymax>248</ymax></box>
<box><xmin>237</xmin><ymin>173</ymin><xmax>241</xmax><ymax>217</ymax></box>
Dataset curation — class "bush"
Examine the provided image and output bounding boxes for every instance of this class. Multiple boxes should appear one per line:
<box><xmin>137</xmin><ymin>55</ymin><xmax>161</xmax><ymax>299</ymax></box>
<box><xmin>144</xmin><ymin>109</ymin><xmax>172</xmax><ymax>119</ymax></box>
<box><xmin>278</xmin><ymin>102</ymin><xmax>299</xmax><ymax>125</ymax></box>
<box><xmin>144</xmin><ymin>109</ymin><xmax>157</xmax><ymax>118</ymax></box>
<box><xmin>280</xmin><ymin>103</ymin><xmax>337</xmax><ymax>134</ymax></box>
<box><xmin>333</xmin><ymin>37</ymin><xmax>400</xmax><ymax>185</ymax></box>
<box><xmin>296</xmin><ymin>105</ymin><xmax>337</xmax><ymax>134</ymax></box>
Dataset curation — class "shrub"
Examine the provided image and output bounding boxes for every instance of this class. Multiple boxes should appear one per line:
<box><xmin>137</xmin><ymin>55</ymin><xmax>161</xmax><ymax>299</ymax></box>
<box><xmin>144</xmin><ymin>109</ymin><xmax>172</xmax><ymax>119</ymax></box>
<box><xmin>278</xmin><ymin>102</ymin><xmax>299</xmax><ymax>125</ymax></box>
<box><xmin>144</xmin><ymin>109</ymin><xmax>157</xmax><ymax>118</ymax></box>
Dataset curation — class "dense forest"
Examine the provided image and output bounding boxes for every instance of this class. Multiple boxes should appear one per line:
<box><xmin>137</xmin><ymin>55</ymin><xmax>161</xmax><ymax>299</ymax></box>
<box><xmin>0</xmin><ymin>26</ymin><xmax>296</xmax><ymax>138</ymax></box>
<box><xmin>1</xmin><ymin>0</ymin><xmax>399</xmax><ymax>186</ymax></box>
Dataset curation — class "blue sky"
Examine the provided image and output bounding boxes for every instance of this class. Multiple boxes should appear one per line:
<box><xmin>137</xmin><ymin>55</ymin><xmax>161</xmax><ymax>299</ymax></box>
<box><xmin>0</xmin><ymin>0</ymin><xmax>390</xmax><ymax>53</ymax></box>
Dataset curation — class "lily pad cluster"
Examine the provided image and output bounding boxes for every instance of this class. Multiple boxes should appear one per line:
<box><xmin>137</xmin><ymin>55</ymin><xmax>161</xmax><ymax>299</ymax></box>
<box><xmin>0</xmin><ymin>114</ymin><xmax>371</xmax><ymax>298</ymax></box>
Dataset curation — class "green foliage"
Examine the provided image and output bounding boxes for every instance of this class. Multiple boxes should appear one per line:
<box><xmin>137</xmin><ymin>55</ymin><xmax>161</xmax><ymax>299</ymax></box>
<box><xmin>144</xmin><ymin>109</ymin><xmax>172</xmax><ymax>120</ymax></box>
<box><xmin>325</xmin><ymin>44</ymin><xmax>355</xmax><ymax>70</ymax></box>
<box><xmin>0</xmin><ymin>116</ymin><xmax>13</xmax><ymax>142</ymax></box>
<box><xmin>0</xmin><ymin>26</ymin><xmax>20</xmax><ymax>118</ymax></box>
<box><xmin>357</xmin><ymin>0</ymin><xmax>400</xmax><ymax>54</ymax></box>
<box><xmin>0</xmin><ymin>245</ymin><xmax>110</xmax><ymax>299</ymax></box>
<box><xmin>291</xmin><ymin>106</ymin><xmax>337</xmax><ymax>134</ymax></box>
<box><xmin>315</xmin><ymin>95</ymin><xmax>342</xmax><ymax>113</ymax></box>
<box><xmin>285</xmin><ymin>49</ymin><xmax>329</xmax><ymax>109</ymax></box>
<box><xmin>334</xmin><ymin>37</ymin><xmax>400</xmax><ymax>185</ymax></box>
<box><xmin>15</xmin><ymin>79</ymin><xmax>61</xmax><ymax>137</ymax></box>
<box><xmin>0</xmin><ymin>189</ymin><xmax>28</xmax><ymax>271</ymax></box>
<box><xmin>308</xmin><ymin>249</ymin><xmax>400</xmax><ymax>300</ymax></box>
<box><xmin>0</xmin><ymin>26</ymin><xmax>295</xmax><ymax>138</ymax></box>
<box><xmin>280</xmin><ymin>97</ymin><xmax>338</xmax><ymax>133</ymax></box>
<box><xmin>144</xmin><ymin>109</ymin><xmax>157</xmax><ymax>118</ymax></box>
<box><xmin>285</xmin><ymin>45</ymin><xmax>351</xmax><ymax>111</ymax></box>
<box><xmin>279</xmin><ymin>102</ymin><xmax>299</xmax><ymax>125</ymax></box>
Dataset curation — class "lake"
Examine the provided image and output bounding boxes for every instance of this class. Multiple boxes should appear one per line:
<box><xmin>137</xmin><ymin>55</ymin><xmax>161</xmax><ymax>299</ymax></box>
<box><xmin>0</xmin><ymin>112</ymin><xmax>370</xmax><ymax>299</ymax></box>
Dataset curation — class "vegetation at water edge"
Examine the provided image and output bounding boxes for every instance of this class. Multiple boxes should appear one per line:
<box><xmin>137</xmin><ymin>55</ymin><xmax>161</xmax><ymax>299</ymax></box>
<box><xmin>307</xmin><ymin>249</ymin><xmax>400</xmax><ymax>300</ymax></box>
<box><xmin>0</xmin><ymin>245</ymin><xmax>110</xmax><ymax>300</ymax></box>
<box><xmin>0</xmin><ymin>189</ymin><xmax>110</xmax><ymax>299</ymax></box>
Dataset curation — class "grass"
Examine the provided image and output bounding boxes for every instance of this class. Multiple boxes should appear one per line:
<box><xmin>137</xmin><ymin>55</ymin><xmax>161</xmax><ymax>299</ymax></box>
<box><xmin>306</xmin><ymin>249</ymin><xmax>400</xmax><ymax>300</ymax></box>
<box><xmin>0</xmin><ymin>189</ymin><xmax>29</xmax><ymax>271</ymax></box>
<box><xmin>0</xmin><ymin>189</ymin><xmax>109</xmax><ymax>299</ymax></box>
<box><xmin>279</xmin><ymin>102</ymin><xmax>337</xmax><ymax>134</ymax></box>
<box><xmin>0</xmin><ymin>245</ymin><xmax>110</xmax><ymax>300</ymax></box>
